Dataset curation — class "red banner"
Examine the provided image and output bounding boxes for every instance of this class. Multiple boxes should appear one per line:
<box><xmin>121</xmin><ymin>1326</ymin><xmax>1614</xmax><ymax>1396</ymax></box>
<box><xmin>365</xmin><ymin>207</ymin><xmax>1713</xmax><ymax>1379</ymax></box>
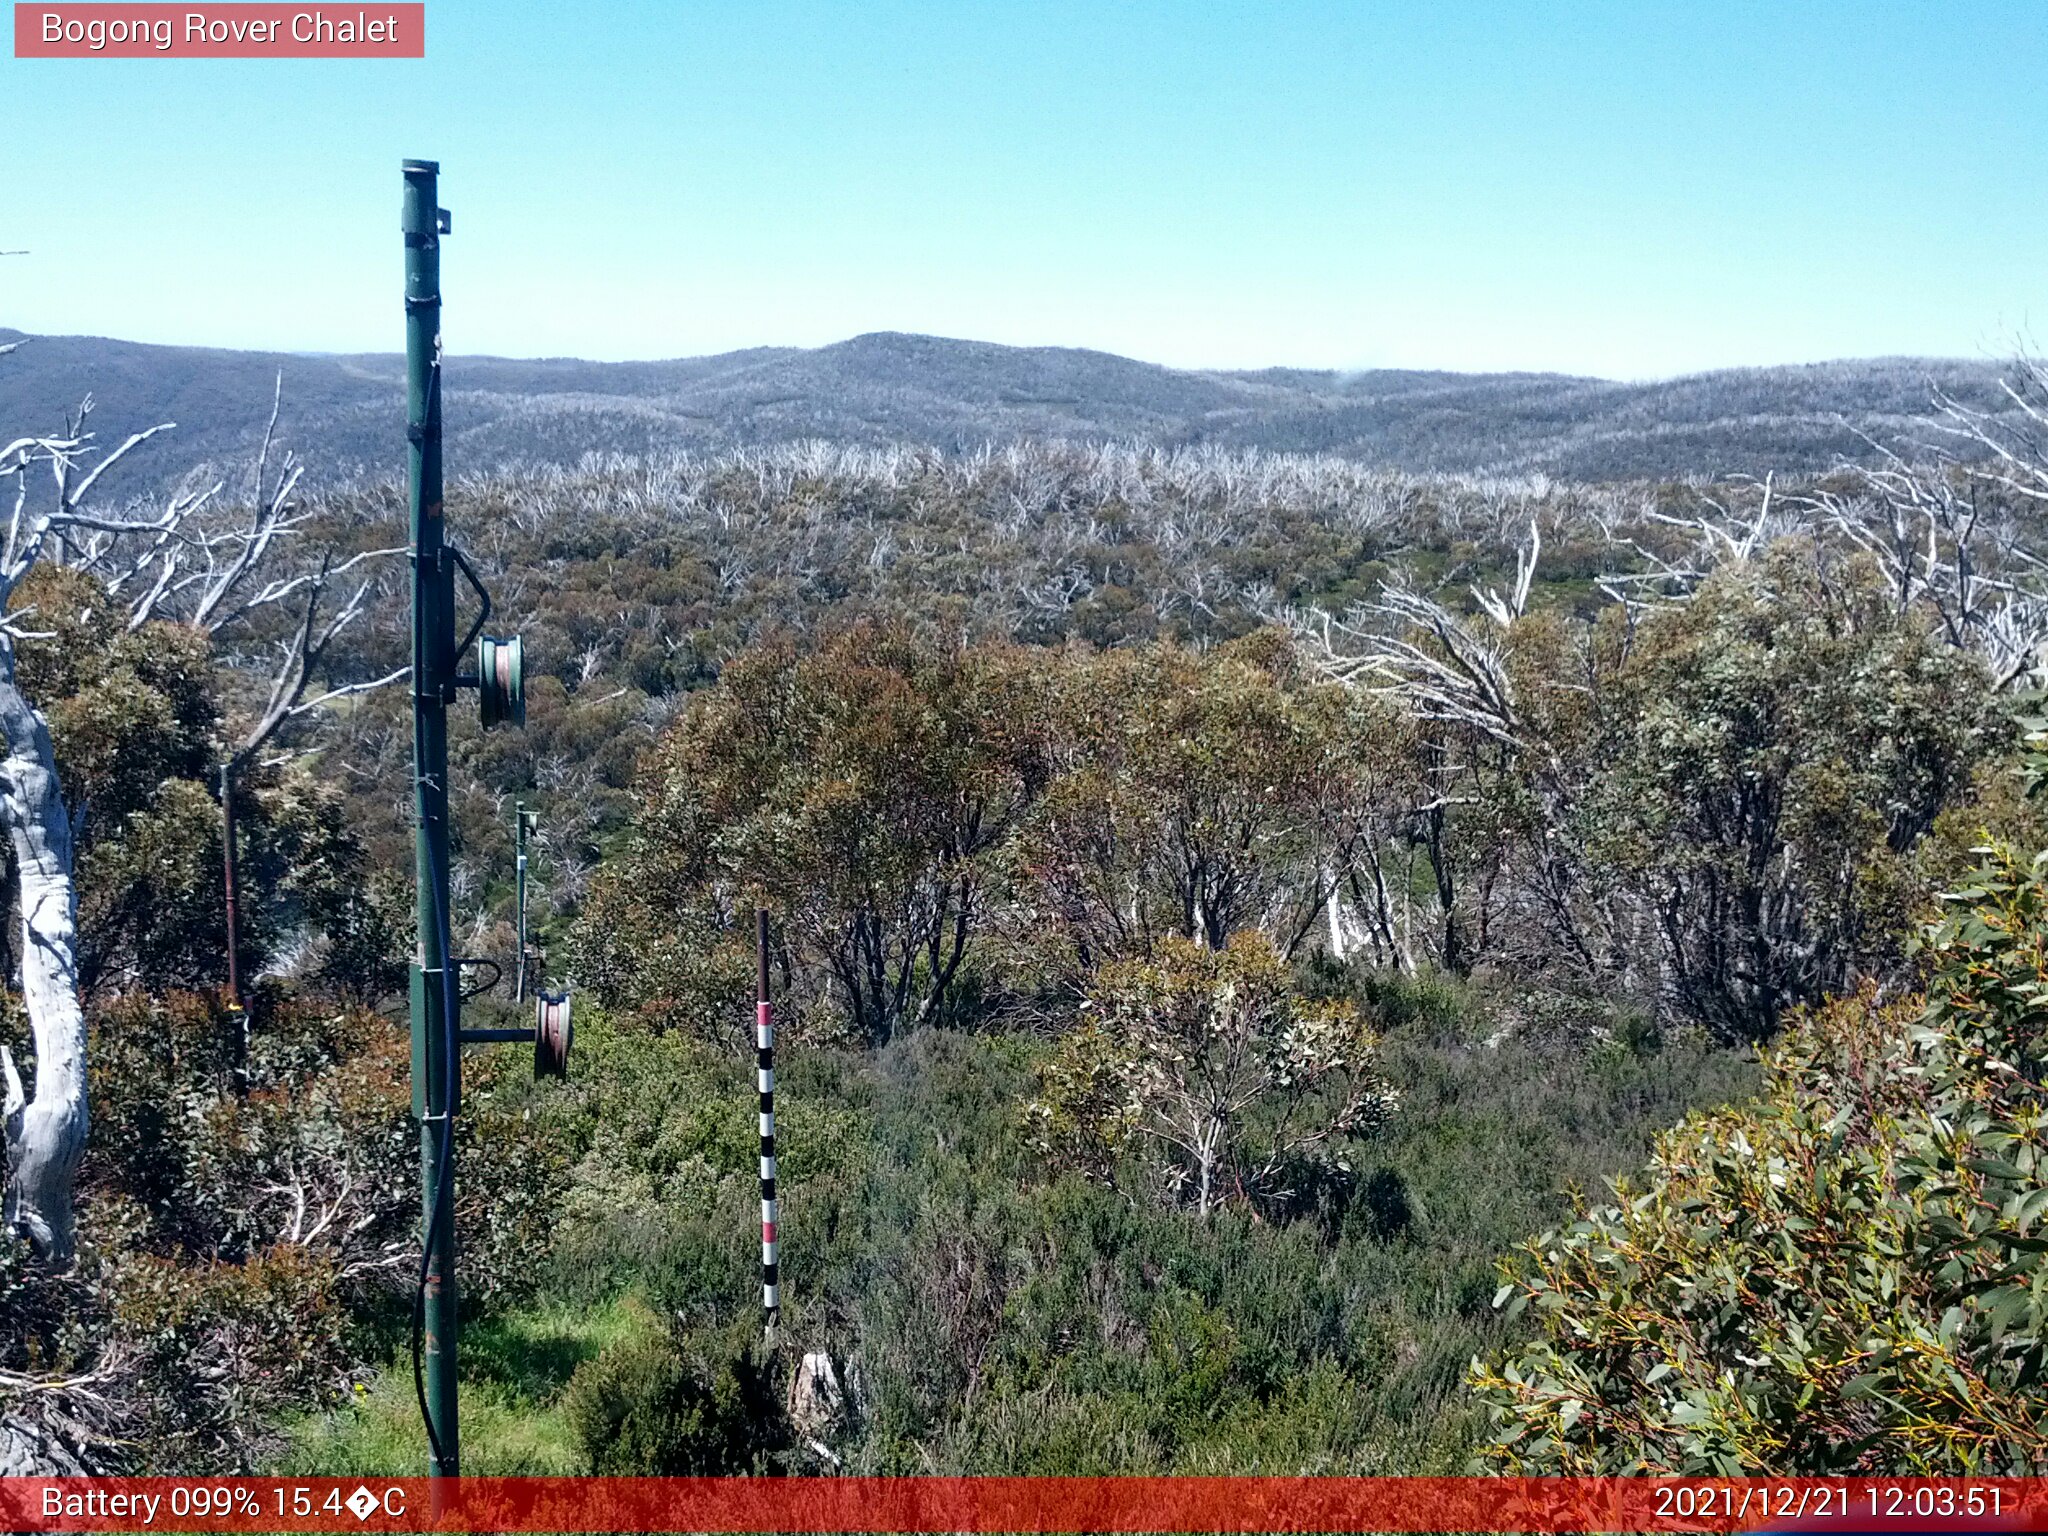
<box><xmin>13</xmin><ymin>4</ymin><xmax>423</xmax><ymax>57</ymax></box>
<box><xmin>3</xmin><ymin>1477</ymin><xmax>2047</xmax><ymax>1533</ymax></box>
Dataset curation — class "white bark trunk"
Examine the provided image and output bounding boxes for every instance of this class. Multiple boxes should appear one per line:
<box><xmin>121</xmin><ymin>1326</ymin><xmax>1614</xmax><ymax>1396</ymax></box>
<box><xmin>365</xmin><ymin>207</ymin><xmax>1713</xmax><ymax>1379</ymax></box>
<box><xmin>0</xmin><ymin>662</ymin><xmax>85</xmax><ymax>1265</ymax></box>
<box><xmin>1195</xmin><ymin>1118</ymin><xmax>1221</xmax><ymax>1219</ymax></box>
<box><xmin>1366</xmin><ymin>852</ymin><xmax>1412</xmax><ymax>975</ymax></box>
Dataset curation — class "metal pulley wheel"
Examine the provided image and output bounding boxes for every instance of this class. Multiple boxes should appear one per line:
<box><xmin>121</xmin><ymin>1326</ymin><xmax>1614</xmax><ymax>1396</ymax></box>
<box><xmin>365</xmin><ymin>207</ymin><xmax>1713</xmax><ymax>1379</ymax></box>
<box><xmin>478</xmin><ymin>634</ymin><xmax>524</xmax><ymax>729</ymax></box>
<box><xmin>534</xmin><ymin>989</ymin><xmax>571</xmax><ymax>1080</ymax></box>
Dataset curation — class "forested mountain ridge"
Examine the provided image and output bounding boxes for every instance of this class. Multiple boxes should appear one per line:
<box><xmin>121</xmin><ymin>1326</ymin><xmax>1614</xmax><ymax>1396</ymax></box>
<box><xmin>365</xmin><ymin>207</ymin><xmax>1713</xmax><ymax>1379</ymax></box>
<box><xmin>0</xmin><ymin>326</ymin><xmax>2013</xmax><ymax>487</ymax></box>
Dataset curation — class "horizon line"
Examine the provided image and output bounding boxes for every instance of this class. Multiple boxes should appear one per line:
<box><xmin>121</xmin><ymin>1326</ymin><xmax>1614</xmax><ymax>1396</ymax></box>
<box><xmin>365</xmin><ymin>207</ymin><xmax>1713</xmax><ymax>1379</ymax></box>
<box><xmin>0</xmin><ymin>323</ymin><xmax>2005</xmax><ymax>390</ymax></box>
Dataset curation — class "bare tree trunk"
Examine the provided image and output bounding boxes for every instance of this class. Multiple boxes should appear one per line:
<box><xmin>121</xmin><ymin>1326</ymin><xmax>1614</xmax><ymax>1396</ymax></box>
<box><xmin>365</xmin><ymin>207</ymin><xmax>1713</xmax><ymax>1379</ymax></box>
<box><xmin>1195</xmin><ymin>1118</ymin><xmax>1220</xmax><ymax>1219</ymax></box>
<box><xmin>0</xmin><ymin>387</ymin><xmax>399</xmax><ymax>1267</ymax></box>
<box><xmin>0</xmin><ymin>660</ymin><xmax>85</xmax><ymax>1265</ymax></box>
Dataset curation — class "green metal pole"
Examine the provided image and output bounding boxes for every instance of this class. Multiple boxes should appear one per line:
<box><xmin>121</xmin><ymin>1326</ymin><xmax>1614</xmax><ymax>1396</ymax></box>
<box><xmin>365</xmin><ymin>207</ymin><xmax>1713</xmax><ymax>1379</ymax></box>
<box><xmin>404</xmin><ymin>157</ymin><xmax>460</xmax><ymax>1479</ymax></box>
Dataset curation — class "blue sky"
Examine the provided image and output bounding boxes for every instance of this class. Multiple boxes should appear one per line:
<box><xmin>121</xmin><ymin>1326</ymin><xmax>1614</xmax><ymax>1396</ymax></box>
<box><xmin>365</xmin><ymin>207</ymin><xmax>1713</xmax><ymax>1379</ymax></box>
<box><xmin>1</xmin><ymin>1</ymin><xmax>2042</xmax><ymax>377</ymax></box>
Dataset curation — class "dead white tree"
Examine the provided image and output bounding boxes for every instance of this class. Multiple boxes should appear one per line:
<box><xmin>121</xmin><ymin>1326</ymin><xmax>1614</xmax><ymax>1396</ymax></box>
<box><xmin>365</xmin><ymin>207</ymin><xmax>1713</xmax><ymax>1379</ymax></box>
<box><xmin>2</xmin><ymin>375</ymin><xmax>403</xmax><ymax>1263</ymax></box>
<box><xmin>1472</xmin><ymin>518</ymin><xmax>1541</xmax><ymax>629</ymax></box>
<box><xmin>1292</xmin><ymin>520</ymin><xmax>1616</xmax><ymax>978</ymax></box>
<box><xmin>1807</xmin><ymin>456</ymin><xmax>2048</xmax><ymax>690</ymax></box>
<box><xmin>1931</xmin><ymin>355</ymin><xmax>2048</xmax><ymax>511</ymax></box>
<box><xmin>1795</xmin><ymin>367</ymin><xmax>2048</xmax><ymax>692</ymax></box>
<box><xmin>68</xmin><ymin>379</ymin><xmax>408</xmax><ymax>770</ymax></box>
<box><xmin>1299</xmin><ymin>575</ymin><xmax>1524</xmax><ymax>750</ymax></box>
<box><xmin>1288</xmin><ymin>562</ymin><xmax>1526</xmax><ymax>973</ymax></box>
<box><xmin>0</xmin><ymin>416</ymin><xmax>177</xmax><ymax>1261</ymax></box>
<box><xmin>1592</xmin><ymin>474</ymin><xmax>1798</xmax><ymax>618</ymax></box>
<box><xmin>1586</xmin><ymin>361</ymin><xmax>2048</xmax><ymax>687</ymax></box>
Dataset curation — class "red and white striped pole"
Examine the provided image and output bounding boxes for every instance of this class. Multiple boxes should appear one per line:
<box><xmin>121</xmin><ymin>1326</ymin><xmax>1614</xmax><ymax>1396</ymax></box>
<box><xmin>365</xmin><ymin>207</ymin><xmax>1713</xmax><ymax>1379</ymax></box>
<box><xmin>756</xmin><ymin>908</ymin><xmax>779</xmax><ymax>1341</ymax></box>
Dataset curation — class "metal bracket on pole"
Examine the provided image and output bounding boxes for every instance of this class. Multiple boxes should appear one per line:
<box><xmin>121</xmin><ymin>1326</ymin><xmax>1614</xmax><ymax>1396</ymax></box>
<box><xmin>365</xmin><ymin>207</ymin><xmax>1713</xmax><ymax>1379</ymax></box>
<box><xmin>458</xmin><ymin>1026</ymin><xmax>536</xmax><ymax>1044</ymax></box>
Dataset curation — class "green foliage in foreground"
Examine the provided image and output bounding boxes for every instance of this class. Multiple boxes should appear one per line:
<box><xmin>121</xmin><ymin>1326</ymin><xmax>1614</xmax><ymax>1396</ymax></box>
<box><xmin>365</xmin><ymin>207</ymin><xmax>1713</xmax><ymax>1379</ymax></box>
<box><xmin>0</xmin><ymin>984</ymin><xmax>563</xmax><ymax>1472</ymax></box>
<box><xmin>280</xmin><ymin>1299</ymin><xmax>659</xmax><ymax>1475</ymax></box>
<box><xmin>1472</xmin><ymin>843</ymin><xmax>2048</xmax><ymax>1472</ymax></box>
<box><xmin>288</xmin><ymin>986</ymin><xmax>1751</xmax><ymax>1476</ymax></box>
<box><xmin>563</xmin><ymin>1316</ymin><xmax>787</xmax><ymax>1475</ymax></box>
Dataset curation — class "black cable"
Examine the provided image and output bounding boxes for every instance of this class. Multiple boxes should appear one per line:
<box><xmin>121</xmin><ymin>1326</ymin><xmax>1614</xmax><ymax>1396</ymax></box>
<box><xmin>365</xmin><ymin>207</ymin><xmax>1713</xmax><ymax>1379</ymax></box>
<box><xmin>411</xmin><ymin>1116</ymin><xmax>453</xmax><ymax>1469</ymax></box>
<box><xmin>411</xmin><ymin>824</ymin><xmax>459</xmax><ymax>1472</ymax></box>
<box><xmin>457</xmin><ymin>958</ymin><xmax>503</xmax><ymax>1002</ymax></box>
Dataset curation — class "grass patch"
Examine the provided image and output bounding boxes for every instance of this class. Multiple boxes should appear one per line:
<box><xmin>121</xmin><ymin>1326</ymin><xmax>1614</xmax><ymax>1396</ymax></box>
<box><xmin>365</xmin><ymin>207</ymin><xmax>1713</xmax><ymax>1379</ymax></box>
<box><xmin>275</xmin><ymin>1295</ymin><xmax>661</xmax><ymax>1475</ymax></box>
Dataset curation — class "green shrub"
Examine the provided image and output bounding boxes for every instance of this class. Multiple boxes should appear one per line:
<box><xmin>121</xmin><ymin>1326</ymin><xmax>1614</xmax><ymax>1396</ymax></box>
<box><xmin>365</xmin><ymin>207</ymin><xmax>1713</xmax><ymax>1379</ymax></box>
<box><xmin>1027</xmin><ymin>932</ymin><xmax>1393</xmax><ymax>1218</ymax></box>
<box><xmin>1353</xmin><ymin>968</ymin><xmax>1468</xmax><ymax>1038</ymax></box>
<box><xmin>1469</xmin><ymin>840</ymin><xmax>2048</xmax><ymax>1472</ymax></box>
<box><xmin>1</xmin><ymin>987</ymin><xmax>564</xmax><ymax>1469</ymax></box>
<box><xmin>563</xmin><ymin>1321</ymin><xmax>787</xmax><ymax>1474</ymax></box>
<box><xmin>1578</xmin><ymin>546</ymin><xmax>1999</xmax><ymax>1041</ymax></box>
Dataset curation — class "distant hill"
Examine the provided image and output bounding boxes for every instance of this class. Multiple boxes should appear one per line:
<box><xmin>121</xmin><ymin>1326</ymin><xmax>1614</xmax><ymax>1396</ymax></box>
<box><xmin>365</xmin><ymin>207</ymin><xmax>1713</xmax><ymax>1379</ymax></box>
<box><xmin>0</xmin><ymin>327</ymin><xmax>2014</xmax><ymax>491</ymax></box>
